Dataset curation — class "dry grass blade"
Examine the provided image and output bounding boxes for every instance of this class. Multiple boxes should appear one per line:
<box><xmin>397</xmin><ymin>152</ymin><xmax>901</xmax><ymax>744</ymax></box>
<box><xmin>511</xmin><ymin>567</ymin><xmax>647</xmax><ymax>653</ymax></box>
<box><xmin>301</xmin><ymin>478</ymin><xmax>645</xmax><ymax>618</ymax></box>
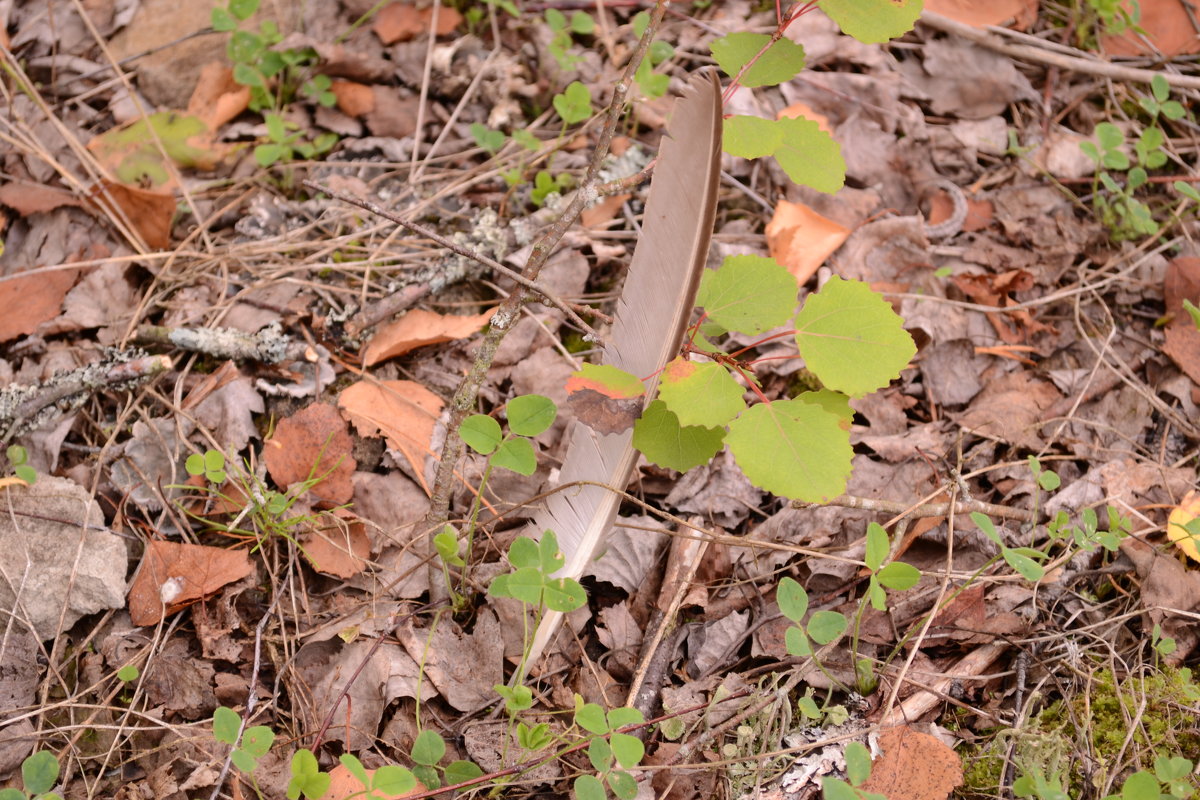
<box><xmin>521</xmin><ymin>69</ymin><xmax>723</xmax><ymax>677</ymax></box>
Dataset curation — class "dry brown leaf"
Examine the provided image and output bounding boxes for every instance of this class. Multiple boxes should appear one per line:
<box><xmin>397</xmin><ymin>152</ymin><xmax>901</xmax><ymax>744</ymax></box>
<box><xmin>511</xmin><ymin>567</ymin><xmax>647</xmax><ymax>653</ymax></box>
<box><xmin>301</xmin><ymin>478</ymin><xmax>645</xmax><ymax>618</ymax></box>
<box><xmin>0</xmin><ymin>181</ymin><xmax>83</xmax><ymax>216</ymax></box>
<box><xmin>186</xmin><ymin>62</ymin><xmax>250</xmax><ymax>131</ymax></box>
<box><xmin>581</xmin><ymin>193</ymin><xmax>631</xmax><ymax>228</ymax></box>
<box><xmin>89</xmin><ymin>180</ymin><xmax>175</xmax><ymax>250</ymax></box>
<box><xmin>1120</xmin><ymin>535</ymin><xmax>1200</xmax><ymax>661</ymax></box>
<box><xmin>955</xmin><ymin>370</ymin><xmax>1059</xmax><ymax>450</ymax></box>
<box><xmin>0</xmin><ymin>267</ymin><xmax>81</xmax><ymax>343</ymax></box>
<box><xmin>362</xmin><ymin>308</ymin><xmax>494</xmax><ymax>366</ymax></box>
<box><xmin>1164</xmin><ymin>256</ymin><xmax>1200</xmax><ymax>320</ymax></box>
<box><xmin>301</xmin><ymin>510</ymin><xmax>371</xmax><ymax>578</ymax></box>
<box><xmin>338</xmin><ymin>379</ymin><xmax>443</xmax><ymax>494</ymax></box>
<box><xmin>373</xmin><ymin>2</ymin><xmax>462</xmax><ymax>44</ymax></box>
<box><xmin>128</xmin><ymin>540</ymin><xmax>253</xmax><ymax>626</ymax></box>
<box><xmin>263</xmin><ymin>403</ymin><xmax>357</xmax><ymax>504</ymax></box>
<box><xmin>1102</xmin><ymin>0</ymin><xmax>1200</xmax><ymax>56</ymax></box>
<box><xmin>765</xmin><ymin>200</ymin><xmax>850</xmax><ymax>285</ymax></box>
<box><xmin>331</xmin><ymin>79</ymin><xmax>375</xmax><ymax>117</ymax></box>
<box><xmin>924</xmin><ymin>0</ymin><xmax>1037</xmax><ymax>29</ymax></box>
<box><xmin>859</xmin><ymin>726</ymin><xmax>963</xmax><ymax>800</ymax></box>
<box><xmin>1164</xmin><ymin>323</ymin><xmax>1200</xmax><ymax>387</ymax></box>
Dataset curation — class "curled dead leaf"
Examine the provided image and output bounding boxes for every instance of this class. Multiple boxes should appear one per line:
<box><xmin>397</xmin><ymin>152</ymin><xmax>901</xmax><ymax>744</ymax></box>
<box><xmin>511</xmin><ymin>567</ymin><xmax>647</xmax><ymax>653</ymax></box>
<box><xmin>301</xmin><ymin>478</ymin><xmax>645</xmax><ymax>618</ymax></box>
<box><xmin>362</xmin><ymin>308</ymin><xmax>495</xmax><ymax>366</ymax></box>
<box><xmin>128</xmin><ymin>540</ymin><xmax>253</xmax><ymax>626</ymax></box>
<box><xmin>765</xmin><ymin>200</ymin><xmax>850</xmax><ymax>285</ymax></box>
<box><xmin>338</xmin><ymin>379</ymin><xmax>443</xmax><ymax>494</ymax></box>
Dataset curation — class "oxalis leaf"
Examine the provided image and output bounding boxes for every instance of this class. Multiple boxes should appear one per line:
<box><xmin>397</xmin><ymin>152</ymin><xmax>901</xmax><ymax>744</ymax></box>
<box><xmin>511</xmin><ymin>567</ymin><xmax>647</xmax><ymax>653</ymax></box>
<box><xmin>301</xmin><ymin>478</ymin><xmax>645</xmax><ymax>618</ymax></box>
<box><xmin>632</xmin><ymin>400</ymin><xmax>725</xmax><ymax>473</ymax></box>
<box><xmin>696</xmin><ymin>254</ymin><xmax>798</xmax><ymax>335</ymax></box>
<box><xmin>794</xmin><ymin>276</ymin><xmax>915</xmax><ymax>396</ymax></box>
<box><xmin>709</xmin><ymin>32</ymin><xmax>805</xmax><ymax>88</ymax></box>
<box><xmin>725</xmin><ymin>398</ymin><xmax>852</xmax><ymax>501</ymax></box>
<box><xmin>658</xmin><ymin>358</ymin><xmax>746</xmax><ymax>428</ymax></box>
<box><xmin>820</xmin><ymin>0</ymin><xmax>923</xmax><ymax>44</ymax></box>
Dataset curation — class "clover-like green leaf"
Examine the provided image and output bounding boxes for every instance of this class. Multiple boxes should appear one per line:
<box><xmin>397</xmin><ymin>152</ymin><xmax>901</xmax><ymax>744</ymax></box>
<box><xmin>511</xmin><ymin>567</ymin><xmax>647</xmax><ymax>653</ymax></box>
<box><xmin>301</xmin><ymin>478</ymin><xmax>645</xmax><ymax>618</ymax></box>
<box><xmin>460</xmin><ymin>414</ymin><xmax>503</xmax><ymax>455</ymax></box>
<box><xmin>411</xmin><ymin>730</ymin><xmax>446</xmax><ymax>766</ymax></box>
<box><xmin>807</xmin><ymin>610</ymin><xmax>847</xmax><ymax>645</ymax></box>
<box><xmin>877</xmin><ymin>562</ymin><xmax>921</xmax><ymax>590</ymax></box>
<box><xmin>492</xmin><ymin>437</ymin><xmax>536</xmax><ymax>475</ymax></box>
<box><xmin>506</xmin><ymin>394</ymin><xmax>557</xmax><ymax>437</ymax></box>
<box><xmin>794</xmin><ymin>276</ymin><xmax>915</xmax><ymax>396</ymax></box>
<box><xmin>865</xmin><ymin>522</ymin><xmax>889</xmax><ymax>573</ymax></box>
<box><xmin>776</xmin><ymin>576</ymin><xmax>809</xmax><ymax>622</ymax></box>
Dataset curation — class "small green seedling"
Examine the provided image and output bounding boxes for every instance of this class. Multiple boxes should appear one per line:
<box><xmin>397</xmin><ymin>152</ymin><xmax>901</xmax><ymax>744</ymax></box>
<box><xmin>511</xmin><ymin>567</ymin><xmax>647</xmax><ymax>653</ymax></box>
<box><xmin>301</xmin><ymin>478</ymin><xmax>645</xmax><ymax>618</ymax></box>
<box><xmin>530</xmin><ymin>170</ymin><xmax>573</xmax><ymax>207</ymax></box>
<box><xmin>186</xmin><ymin>449</ymin><xmax>227</xmax><ymax>484</ymax></box>
<box><xmin>821</xmin><ymin>741</ymin><xmax>884</xmax><ymax>800</ymax></box>
<box><xmin>214</xmin><ymin>706</ymin><xmax>276</xmax><ymax>775</ymax></box>
<box><xmin>255</xmin><ymin>113</ymin><xmax>338</xmax><ymax>167</ymax></box>
<box><xmin>0</xmin><ymin>750</ymin><xmax>63</xmax><ymax>800</ymax></box>
<box><xmin>117</xmin><ymin>664</ymin><xmax>139</xmax><ymax>682</ymax></box>
<box><xmin>6</xmin><ymin>444</ymin><xmax>36</xmax><ymax>485</ymax></box>
<box><xmin>972</xmin><ymin>512</ymin><xmax>1047</xmax><ymax>582</ymax></box>
<box><xmin>552</xmin><ymin>81</ymin><xmax>593</xmax><ymax>126</ymax></box>
<box><xmin>573</xmin><ymin>698</ymin><xmax>645</xmax><ymax>800</ymax></box>
<box><xmin>777</xmin><ymin>576</ymin><xmax>848</xmax><ymax>658</ymax></box>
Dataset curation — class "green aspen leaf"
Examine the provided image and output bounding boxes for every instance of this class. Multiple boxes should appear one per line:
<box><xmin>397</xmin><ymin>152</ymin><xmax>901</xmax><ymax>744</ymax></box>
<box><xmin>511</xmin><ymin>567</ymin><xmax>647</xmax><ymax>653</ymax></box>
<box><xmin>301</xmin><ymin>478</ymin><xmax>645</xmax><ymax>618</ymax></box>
<box><xmin>877</xmin><ymin>561</ymin><xmax>921</xmax><ymax>590</ymax></box>
<box><xmin>492</xmin><ymin>437</ymin><xmax>537</xmax><ymax>475</ymax></box>
<box><xmin>807</xmin><ymin>610</ymin><xmax>847</xmax><ymax>645</ymax></box>
<box><xmin>538</xmin><ymin>529</ymin><xmax>567</xmax><ymax>573</ymax></box>
<box><xmin>567</xmin><ymin>363</ymin><xmax>644</xmax><ymax>398</ymax></box>
<box><xmin>575</xmin><ymin>701</ymin><xmax>609</xmax><ymax>734</ymax></box>
<box><xmin>610</xmin><ymin>732</ymin><xmax>644</xmax><ymax>768</ymax></box>
<box><xmin>844</xmin><ymin>741</ymin><xmax>873</xmax><ymax>786</ymax></box>
<box><xmin>632</xmin><ymin>400</ymin><xmax>725</xmax><ymax>473</ymax></box>
<box><xmin>543</xmin><ymin>576</ymin><xmax>587</xmax><ymax>612</ymax></box>
<box><xmin>445</xmin><ymin>760</ymin><xmax>484</xmax><ymax>785</ymax></box>
<box><xmin>373</xmin><ymin>766</ymin><xmax>417</xmax><ymax>795</ymax></box>
<box><xmin>696</xmin><ymin>254</ymin><xmax>799</xmax><ymax>335</ymax></box>
<box><xmin>793</xmin><ymin>390</ymin><xmax>853</xmax><ymax>426</ymax></box>
<box><xmin>658</xmin><ymin>358</ymin><xmax>746</xmax><ymax>428</ymax></box>
<box><xmin>709</xmin><ymin>32</ymin><xmax>805</xmax><ymax>88</ymax></box>
<box><xmin>241</xmin><ymin>726</ymin><xmax>274</xmax><ymax>757</ymax></box>
<box><xmin>785</xmin><ymin>625</ymin><xmax>812</xmax><ymax>656</ymax></box>
<box><xmin>22</xmin><ymin>751</ymin><xmax>59</xmax><ymax>795</ymax></box>
<box><xmin>820</xmin><ymin>0</ymin><xmax>923</xmax><ymax>44</ymax></box>
<box><xmin>213</xmin><ymin>706</ymin><xmax>241</xmax><ymax>744</ymax></box>
<box><xmin>412</xmin><ymin>730</ymin><xmax>446</xmax><ymax>766</ymax></box>
<box><xmin>724</xmin><ymin>115</ymin><xmax>783</xmax><ymax>159</ymax></box>
<box><xmin>459</xmin><ymin>414</ymin><xmax>502</xmax><ymax>455</ymax></box>
<box><xmin>794</xmin><ymin>276</ymin><xmax>915</xmax><ymax>395</ymax></box>
<box><xmin>726</xmin><ymin>400</ymin><xmax>852</xmax><ymax>501</ymax></box>
<box><xmin>776</xmin><ymin>576</ymin><xmax>809</xmax><ymax>622</ymax></box>
<box><xmin>575</xmin><ymin>774</ymin><xmax>607</xmax><ymax>800</ymax></box>
<box><xmin>507</xmin><ymin>394</ymin><xmax>557</xmax><ymax>437</ymax></box>
<box><xmin>865</xmin><ymin>522</ymin><xmax>889</xmax><ymax>573</ymax></box>
<box><xmin>771</xmin><ymin>116</ymin><xmax>846</xmax><ymax>193</ymax></box>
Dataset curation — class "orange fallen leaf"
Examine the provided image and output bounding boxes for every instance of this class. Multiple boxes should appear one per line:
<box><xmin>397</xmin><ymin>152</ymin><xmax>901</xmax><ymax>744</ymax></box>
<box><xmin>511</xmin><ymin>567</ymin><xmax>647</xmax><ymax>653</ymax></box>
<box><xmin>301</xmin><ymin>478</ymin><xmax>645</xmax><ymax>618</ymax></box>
<box><xmin>362</xmin><ymin>308</ymin><xmax>494</xmax><ymax>366</ymax></box>
<box><xmin>1167</xmin><ymin>489</ymin><xmax>1200</xmax><ymax>564</ymax></box>
<box><xmin>318</xmin><ymin>763</ymin><xmax>427</xmax><ymax>800</ymax></box>
<box><xmin>1102</xmin><ymin>0</ymin><xmax>1200</xmax><ymax>56</ymax></box>
<box><xmin>581</xmin><ymin>193</ymin><xmax>631</xmax><ymax>228</ymax></box>
<box><xmin>128</xmin><ymin>540</ymin><xmax>253</xmax><ymax>626</ymax></box>
<box><xmin>0</xmin><ymin>266</ymin><xmax>81</xmax><ymax>343</ymax></box>
<box><xmin>373</xmin><ymin>2</ymin><xmax>462</xmax><ymax>44</ymax></box>
<box><xmin>338</xmin><ymin>380</ymin><xmax>443</xmax><ymax>495</ymax></box>
<box><xmin>89</xmin><ymin>180</ymin><xmax>176</xmax><ymax>250</ymax></box>
<box><xmin>0</xmin><ymin>180</ymin><xmax>82</xmax><ymax>216</ymax></box>
<box><xmin>859</xmin><ymin>726</ymin><xmax>963</xmax><ymax>800</ymax></box>
<box><xmin>924</xmin><ymin>0</ymin><xmax>1037</xmax><ymax>30</ymax></box>
<box><xmin>331</xmin><ymin>79</ymin><xmax>376</xmax><ymax>117</ymax></box>
<box><xmin>264</xmin><ymin>403</ymin><xmax>357</xmax><ymax>505</ymax></box>
<box><xmin>302</xmin><ymin>510</ymin><xmax>371</xmax><ymax>578</ymax></box>
<box><xmin>765</xmin><ymin>200</ymin><xmax>850</xmax><ymax>285</ymax></box>
<box><xmin>777</xmin><ymin>101</ymin><xmax>833</xmax><ymax>135</ymax></box>
<box><xmin>187</xmin><ymin>62</ymin><xmax>251</xmax><ymax>131</ymax></box>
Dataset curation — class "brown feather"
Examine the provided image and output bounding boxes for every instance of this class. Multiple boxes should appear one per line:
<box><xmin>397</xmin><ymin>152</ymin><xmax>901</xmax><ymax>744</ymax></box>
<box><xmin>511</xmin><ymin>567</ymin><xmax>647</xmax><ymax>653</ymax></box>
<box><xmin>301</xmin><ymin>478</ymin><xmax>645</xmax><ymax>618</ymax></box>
<box><xmin>521</xmin><ymin>70</ymin><xmax>723</xmax><ymax>675</ymax></box>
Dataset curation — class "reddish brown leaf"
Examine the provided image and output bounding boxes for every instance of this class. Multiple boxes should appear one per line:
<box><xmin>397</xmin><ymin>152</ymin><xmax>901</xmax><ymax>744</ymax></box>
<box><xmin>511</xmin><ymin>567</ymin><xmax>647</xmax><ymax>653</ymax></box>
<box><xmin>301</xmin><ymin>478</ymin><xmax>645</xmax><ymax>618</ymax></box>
<box><xmin>0</xmin><ymin>267</ymin><xmax>81</xmax><ymax>343</ymax></box>
<box><xmin>331</xmin><ymin>79</ymin><xmax>376</xmax><ymax>117</ymax></box>
<box><xmin>1164</xmin><ymin>256</ymin><xmax>1200</xmax><ymax>321</ymax></box>
<box><xmin>89</xmin><ymin>180</ymin><xmax>175</xmax><ymax>250</ymax></box>
<box><xmin>186</xmin><ymin>62</ymin><xmax>250</xmax><ymax>131</ymax></box>
<box><xmin>581</xmin><ymin>193</ymin><xmax>631</xmax><ymax>228</ymax></box>
<box><xmin>362</xmin><ymin>308</ymin><xmax>494</xmax><ymax>366</ymax></box>
<box><xmin>0</xmin><ymin>181</ymin><xmax>82</xmax><ymax>216</ymax></box>
<box><xmin>859</xmin><ymin>726</ymin><xmax>963</xmax><ymax>800</ymax></box>
<box><xmin>128</xmin><ymin>540</ymin><xmax>253</xmax><ymax>626</ymax></box>
<box><xmin>1102</xmin><ymin>0</ymin><xmax>1200</xmax><ymax>56</ymax></box>
<box><xmin>264</xmin><ymin>403</ymin><xmax>357</xmax><ymax>504</ymax></box>
<box><xmin>1164</xmin><ymin>323</ymin><xmax>1200</xmax><ymax>387</ymax></box>
<box><xmin>373</xmin><ymin>2</ymin><xmax>462</xmax><ymax>44</ymax></box>
<box><xmin>302</xmin><ymin>510</ymin><xmax>371</xmax><ymax>578</ymax></box>
<box><xmin>924</xmin><ymin>0</ymin><xmax>1037</xmax><ymax>29</ymax></box>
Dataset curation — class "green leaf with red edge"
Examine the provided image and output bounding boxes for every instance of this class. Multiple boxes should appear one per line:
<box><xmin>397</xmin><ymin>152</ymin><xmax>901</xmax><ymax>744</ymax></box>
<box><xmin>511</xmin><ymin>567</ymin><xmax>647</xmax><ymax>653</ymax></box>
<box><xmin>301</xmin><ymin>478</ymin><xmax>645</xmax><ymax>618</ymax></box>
<box><xmin>565</xmin><ymin>363</ymin><xmax>645</xmax><ymax>434</ymax></box>
<box><xmin>725</xmin><ymin>398</ymin><xmax>852</xmax><ymax>501</ymax></box>
<box><xmin>632</xmin><ymin>400</ymin><xmax>725</xmax><ymax>472</ymax></box>
<box><xmin>771</xmin><ymin>116</ymin><xmax>845</xmax><ymax>194</ymax></box>
<box><xmin>709</xmin><ymin>32</ymin><xmax>805</xmax><ymax>88</ymax></box>
<box><xmin>658</xmin><ymin>358</ymin><xmax>746</xmax><ymax>428</ymax></box>
<box><xmin>820</xmin><ymin>0</ymin><xmax>923</xmax><ymax>44</ymax></box>
<box><xmin>794</xmin><ymin>276</ymin><xmax>915</xmax><ymax>396</ymax></box>
<box><xmin>696</xmin><ymin>255</ymin><xmax>799</xmax><ymax>335</ymax></box>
